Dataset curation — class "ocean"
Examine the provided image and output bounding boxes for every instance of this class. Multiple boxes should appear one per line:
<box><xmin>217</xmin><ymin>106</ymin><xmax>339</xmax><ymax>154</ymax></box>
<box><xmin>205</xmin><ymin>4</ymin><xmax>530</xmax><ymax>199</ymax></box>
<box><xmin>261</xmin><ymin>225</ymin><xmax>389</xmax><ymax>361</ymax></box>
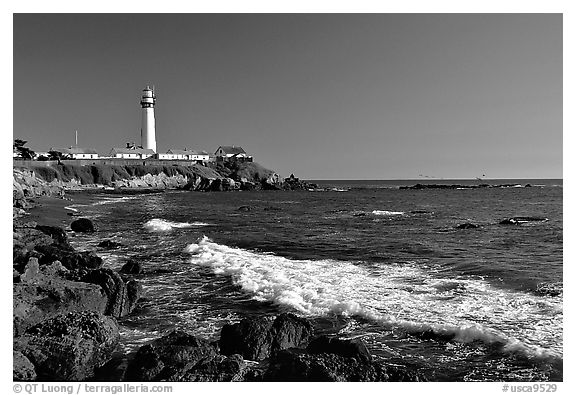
<box><xmin>64</xmin><ymin>179</ymin><xmax>563</xmax><ymax>381</ymax></box>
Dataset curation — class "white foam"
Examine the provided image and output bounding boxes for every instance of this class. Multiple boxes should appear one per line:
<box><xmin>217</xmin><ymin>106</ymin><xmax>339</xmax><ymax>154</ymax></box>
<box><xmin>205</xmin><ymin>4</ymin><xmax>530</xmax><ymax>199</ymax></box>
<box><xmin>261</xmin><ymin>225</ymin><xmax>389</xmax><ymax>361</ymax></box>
<box><xmin>144</xmin><ymin>218</ymin><xmax>210</xmax><ymax>232</ymax></box>
<box><xmin>185</xmin><ymin>236</ymin><xmax>563</xmax><ymax>360</ymax></box>
<box><xmin>372</xmin><ymin>210</ymin><xmax>405</xmax><ymax>216</ymax></box>
<box><xmin>64</xmin><ymin>205</ymin><xmax>79</xmax><ymax>212</ymax></box>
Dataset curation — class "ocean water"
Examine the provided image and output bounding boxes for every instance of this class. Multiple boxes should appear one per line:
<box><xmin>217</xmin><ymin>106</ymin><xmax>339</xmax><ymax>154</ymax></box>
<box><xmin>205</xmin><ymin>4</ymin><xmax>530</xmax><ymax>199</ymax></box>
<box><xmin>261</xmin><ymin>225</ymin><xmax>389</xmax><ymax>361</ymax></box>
<box><xmin>65</xmin><ymin>179</ymin><xmax>562</xmax><ymax>381</ymax></box>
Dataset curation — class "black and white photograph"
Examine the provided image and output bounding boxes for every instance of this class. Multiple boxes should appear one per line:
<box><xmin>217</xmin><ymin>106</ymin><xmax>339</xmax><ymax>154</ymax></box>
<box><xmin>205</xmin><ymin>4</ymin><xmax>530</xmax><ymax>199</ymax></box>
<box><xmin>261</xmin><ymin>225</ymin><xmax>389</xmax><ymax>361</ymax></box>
<box><xmin>8</xmin><ymin>3</ymin><xmax>567</xmax><ymax>391</ymax></box>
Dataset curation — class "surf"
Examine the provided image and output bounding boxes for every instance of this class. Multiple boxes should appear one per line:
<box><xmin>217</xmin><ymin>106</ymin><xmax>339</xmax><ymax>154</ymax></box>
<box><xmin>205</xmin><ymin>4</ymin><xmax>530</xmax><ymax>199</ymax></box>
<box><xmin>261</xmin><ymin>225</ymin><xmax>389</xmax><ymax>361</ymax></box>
<box><xmin>184</xmin><ymin>236</ymin><xmax>562</xmax><ymax>361</ymax></box>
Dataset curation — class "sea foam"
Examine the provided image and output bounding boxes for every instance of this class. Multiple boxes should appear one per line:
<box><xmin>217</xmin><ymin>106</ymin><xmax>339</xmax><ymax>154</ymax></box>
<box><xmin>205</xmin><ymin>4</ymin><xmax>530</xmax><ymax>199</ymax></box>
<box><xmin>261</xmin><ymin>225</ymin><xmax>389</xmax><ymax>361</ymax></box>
<box><xmin>144</xmin><ymin>218</ymin><xmax>210</xmax><ymax>232</ymax></box>
<box><xmin>184</xmin><ymin>236</ymin><xmax>562</xmax><ymax>361</ymax></box>
<box><xmin>372</xmin><ymin>210</ymin><xmax>405</xmax><ymax>216</ymax></box>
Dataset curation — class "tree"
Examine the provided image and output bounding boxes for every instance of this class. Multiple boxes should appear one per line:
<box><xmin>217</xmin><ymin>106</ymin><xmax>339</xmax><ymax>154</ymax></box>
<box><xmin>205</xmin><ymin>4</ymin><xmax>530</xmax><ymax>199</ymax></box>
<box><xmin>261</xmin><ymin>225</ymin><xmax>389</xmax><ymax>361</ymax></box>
<box><xmin>13</xmin><ymin>139</ymin><xmax>36</xmax><ymax>160</ymax></box>
<box><xmin>47</xmin><ymin>150</ymin><xmax>66</xmax><ymax>164</ymax></box>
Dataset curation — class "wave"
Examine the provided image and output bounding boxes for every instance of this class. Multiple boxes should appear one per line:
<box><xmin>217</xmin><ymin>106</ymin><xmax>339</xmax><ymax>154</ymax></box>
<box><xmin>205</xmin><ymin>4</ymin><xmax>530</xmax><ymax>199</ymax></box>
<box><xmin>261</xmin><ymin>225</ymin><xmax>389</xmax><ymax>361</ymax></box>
<box><xmin>184</xmin><ymin>236</ymin><xmax>562</xmax><ymax>361</ymax></box>
<box><xmin>144</xmin><ymin>218</ymin><xmax>210</xmax><ymax>232</ymax></box>
<box><xmin>91</xmin><ymin>196</ymin><xmax>140</xmax><ymax>206</ymax></box>
<box><xmin>372</xmin><ymin>210</ymin><xmax>405</xmax><ymax>216</ymax></box>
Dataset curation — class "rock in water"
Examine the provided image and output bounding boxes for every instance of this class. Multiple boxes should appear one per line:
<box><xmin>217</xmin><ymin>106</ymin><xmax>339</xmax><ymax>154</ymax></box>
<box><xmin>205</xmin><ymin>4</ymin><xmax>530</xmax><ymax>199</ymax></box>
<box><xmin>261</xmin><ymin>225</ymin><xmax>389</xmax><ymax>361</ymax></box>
<box><xmin>119</xmin><ymin>259</ymin><xmax>143</xmax><ymax>275</ymax></box>
<box><xmin>219</xmin><ymin>313</ymin><xmax>314</xmax><ymax>361</ymax></box>
<box><xmin>499</xmin><ymin>216</ymin><xmax>548</xmax><ymax>225</ymax></box>
<box><xmin>71</xmin><ymin>218</ymin><xmax>96</xmax><ymax>233</ymax></box>
<box><xmin>97</xmin><ymin>240</ymin><xmax>123</xmax><ymax>249</ymax></box>
<box><xmin>82</xmin><ymin>268</ymin><xmax>141</xmax><ymax>317</ymax></box>
<box><xmin>455</xmin><ymin>223</ymin><xmax>480</xmax><ymax>229</ymax></box>
<box><xmin>307</xmin><ymin>335</ymin><xmax>372</xmax><ymax>363</ymax></box>
<box><xmin>14</xmin><ymin>311</ymin><xmax>119</xmax><ymax>381</ymax></box>
<box><xmin>125</xmin><ymin>330</ymin><xmax>218</xmax><ymax>381</ymax></box>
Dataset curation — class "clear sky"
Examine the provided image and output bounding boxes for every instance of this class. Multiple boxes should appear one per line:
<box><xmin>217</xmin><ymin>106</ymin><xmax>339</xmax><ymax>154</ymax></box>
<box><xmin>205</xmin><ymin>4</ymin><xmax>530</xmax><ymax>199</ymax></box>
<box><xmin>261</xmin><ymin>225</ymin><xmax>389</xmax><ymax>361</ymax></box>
<box><xmin>13</xmin><ymin>13</ymin><xmax>562</xmax><ymax>179</ymax></box>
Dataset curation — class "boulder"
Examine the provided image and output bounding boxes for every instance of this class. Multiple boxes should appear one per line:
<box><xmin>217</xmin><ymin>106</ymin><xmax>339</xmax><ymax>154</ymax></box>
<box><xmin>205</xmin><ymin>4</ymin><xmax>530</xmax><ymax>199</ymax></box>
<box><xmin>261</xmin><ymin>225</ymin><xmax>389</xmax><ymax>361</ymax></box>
<box><xmin>455</xmin><ymin>223</ymin><xmax>480</xmax><ymax>229</ymax></box>
<box><xmin>264</xmin><ymin>348</ymin><xmax>423</xmax><ymax>381</ymax></box>
<box><xmin>307</xmin><ymin>335</ymin><xmax>372</xmax><ymax>363</ymax></box>
<box><xmin>119</xmin><ymin>259</ymin><xmax>143</xmax><ymax>275</ymax></box>
<box><xmin>15</xmin><ymin>311</ymin><xmax>120</xmax><ymax>381</ymax></box>
<box><xmin>180</xmin><ymin>354</ymin><xmax>247</xmax><ymax>382</ymax></box>
<box><xmin>34</xmin><ymin>244</ymin><xmax>103</xmax><ymax>271</ymax></box>
<box><xmin>499</xmin><ymin>216</ymin><xmax>548</xmax><ymax>225</ymax></box>
<box><xmin>125</xmin><ymin>330</ymin><xmax>218</xmax><ymax>381</ymax></box>
<box><xmin>71</xmin><ymin>218</ymin><xmax>96</xmax><ymax>233</ymax></box>
<box><xmin>97</xmin><ymin>240</ymin><xmax>123</xmax><ymax>249</ymax></box>
<box><xmin>13</xmin><ymin>351</ymin><xmax>37</xmax><ymax>381</ymax></box>
<box><xmin>13</xmin><ymin>276</ymin><xmax>107</xmax><ymax>336</ymax></box>
<box><xmin>238</xmin><ymin>205</ymin><xmax>252</xmax><ymax>212</ymax></box>
<box><xmin>219</xmin><ymin>313</ymin><xmax>314</xmax><ymax>361</ymax></box>
<box><xmin>82</xmin><ymin>268</ymin><xmax>142</xmax><ymax>318</ymax></box>
<box><xmin>35</xmin><ymin>225</ymin><xmax>69</xmax><ymax>246</ymax></box>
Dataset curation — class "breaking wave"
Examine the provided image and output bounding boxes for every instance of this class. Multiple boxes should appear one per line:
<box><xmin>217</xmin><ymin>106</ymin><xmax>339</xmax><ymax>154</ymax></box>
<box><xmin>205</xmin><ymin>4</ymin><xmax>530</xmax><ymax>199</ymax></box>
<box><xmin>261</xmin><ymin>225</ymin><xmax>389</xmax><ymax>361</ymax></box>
<box><xmin>184</xmin><ymin>236</ymin><xmax>562</xmax><ymax>361</ymax></box>
<box><xmin>144</xmin><ymin>218</ymin><xmax>210</xmax><ymax>232</ymax></box>
<box><xmin>372</xmin><ymin>210</ymin><xmax>405</xmax><ymax>216</ymax></box>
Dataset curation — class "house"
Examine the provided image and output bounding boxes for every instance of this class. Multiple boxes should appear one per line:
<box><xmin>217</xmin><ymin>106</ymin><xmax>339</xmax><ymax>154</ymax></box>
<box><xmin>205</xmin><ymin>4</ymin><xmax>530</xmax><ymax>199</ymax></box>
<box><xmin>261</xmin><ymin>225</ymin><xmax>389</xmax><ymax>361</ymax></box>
<box><xmin>214</xmin><ymin>146</ymin><xmax>253</xmax><ymax>162</ymax></box>
<box><xmin>109</xmin><ymin>147</ymin><xmax>155</xmax><ymax>159</ymax></box>
<box><xmin>153</xmin><ymin>149</ymin><xmax>211</xmax><ymax>163</ymax></box>
<box><xmin>51</xmin><ymin>147</ymin><xmax>99</xmax><ymax>159</ymax></box>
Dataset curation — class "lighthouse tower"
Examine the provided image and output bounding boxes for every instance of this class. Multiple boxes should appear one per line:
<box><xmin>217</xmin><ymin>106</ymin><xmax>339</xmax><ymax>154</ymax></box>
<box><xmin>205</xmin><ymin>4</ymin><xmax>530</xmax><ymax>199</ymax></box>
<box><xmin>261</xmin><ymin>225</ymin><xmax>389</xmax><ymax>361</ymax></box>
<box><xmin>140</xmin><ymin>86</ymin><xmax>157</xmax><ymax>152</ymax></box>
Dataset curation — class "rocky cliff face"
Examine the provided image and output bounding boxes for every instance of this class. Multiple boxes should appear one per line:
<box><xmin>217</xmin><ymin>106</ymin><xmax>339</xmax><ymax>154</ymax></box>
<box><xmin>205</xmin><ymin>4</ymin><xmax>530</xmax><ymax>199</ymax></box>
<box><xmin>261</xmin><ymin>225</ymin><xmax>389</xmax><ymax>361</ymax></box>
<box><xmin>14</xmin><ymin>162</ymin><xmax>284</xmax><ymax>193</ymax></box>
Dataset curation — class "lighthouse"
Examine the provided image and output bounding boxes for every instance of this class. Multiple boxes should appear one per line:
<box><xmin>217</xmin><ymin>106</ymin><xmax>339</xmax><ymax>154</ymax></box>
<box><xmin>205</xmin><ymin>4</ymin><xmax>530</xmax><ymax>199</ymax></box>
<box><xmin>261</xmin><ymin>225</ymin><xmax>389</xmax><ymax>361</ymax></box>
<box><xmin>140</xmin><ymin>86</ymin><xmax>157</xmax><ymax>152</ymax></box>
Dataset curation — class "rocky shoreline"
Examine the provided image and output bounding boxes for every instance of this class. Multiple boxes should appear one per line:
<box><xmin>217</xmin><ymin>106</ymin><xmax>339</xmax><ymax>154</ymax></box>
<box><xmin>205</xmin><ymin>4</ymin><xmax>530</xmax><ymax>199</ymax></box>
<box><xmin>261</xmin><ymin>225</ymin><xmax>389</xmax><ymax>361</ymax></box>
<box><xmin>13</xmin><ymin>213</ymin><xmax>423</xmax><ymax>382</ymax></box>
<box><xmin>13</xmin><ymin>166</ymin><xmax>423</xmax><ymax>382</ymax></box>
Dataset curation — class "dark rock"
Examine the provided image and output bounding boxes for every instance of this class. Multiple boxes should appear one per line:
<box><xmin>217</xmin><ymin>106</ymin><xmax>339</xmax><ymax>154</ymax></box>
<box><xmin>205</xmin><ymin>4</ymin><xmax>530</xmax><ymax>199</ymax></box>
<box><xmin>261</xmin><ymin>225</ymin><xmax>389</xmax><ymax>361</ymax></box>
<box><xmin>307</xmin><ymin>335</ymin><xmax>372</xmax><ymax>363</ymax></box>
<box><xmin>535</xmin><ymin>282</ymin><xmax>563</xmax><ymax>297</ymax></box>
<box><xmin>13</xmin><ymin>351</ymin><xmax>37</xmax><ymax>381</ymax></box>
<box><xmin>455</xmin><ymin>223</ymin><xmax>480</xmax><ymax>229</ymax></box>
<box><xmin>13</xmin><ymin>228</ymin><xmax>55</xmax><ymax>270</ymax></box>
<box><xmin>119</xmin><ymin>259</ymin><xmax>143</xmax><ymax>275</ymax></box>
<box><xmin>125</xmin><ymin>330</ymin><xmax>218</xmax><ymax>381</ymax></box>
<box><xmin>15</xmin><ymin>311</ymin><xmax>119</xmax><ymax>381</ymax></box>
<box><xmin>97</xmin><ymin>240</ymin><xmax>123</xmax><ymax>249</ymax></box>
<box><xmin>353</xmin><ymin>212</ymin><xmax>367</xmax><ymax>217</ymax></box>
<box><xmin>220</xmin><ymin>313</ymin><xmax>314</xmax><ymax>361</ymax></box>
<box><xmin>71</xmin><ymin>218</ymin><xmax>96</xmax><ymax>233</ymax></box>
<box><xmin>238</xmin><ymin>205</ymin><xmax>252</xmax><ymax>212</ymax></box>
<box><xmin>264</xmin><ymin>349</ymin><xmax>423</xmax><ymax>382</ymax></box>
<box><xmin>13</xmin><ymin>277</ymin><xmax>107</xmax><ymax>336</ymax></box>
<box><xmin>34</xmin><ymin>244</ymin><xmax>103</xmax><ymax>271</ymax></box>
<box><xmin>82</xmin><ymin>268</ymin><xmax>141</xmax><ymax>317</ymax></box>
<box><xmin>35</xmin><ymin>225</ymin><xmax>69</xmax><ymax>246</ymax></box>
<box><xmin>181</xmin><ymin>354</ymin><xmax>247</xmax><ymax>382</ymax></box>
<box><xmin>410</xmin><ymin>210</ymin><xmax>431</xmax><ymax>214</ymax></box>
<box><xmin>499</xmin><ymin>216</ymin><xmax>548</xmax><ymax>225</ymax></box>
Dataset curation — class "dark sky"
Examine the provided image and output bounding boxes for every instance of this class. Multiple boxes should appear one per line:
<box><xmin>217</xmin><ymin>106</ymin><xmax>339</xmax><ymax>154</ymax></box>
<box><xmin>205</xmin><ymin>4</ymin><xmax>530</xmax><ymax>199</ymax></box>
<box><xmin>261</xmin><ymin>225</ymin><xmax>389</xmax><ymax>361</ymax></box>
<box><xmin>13</xmin><ymin>14</ymin><xmax>562</xmax><ymax>179</ymax></box>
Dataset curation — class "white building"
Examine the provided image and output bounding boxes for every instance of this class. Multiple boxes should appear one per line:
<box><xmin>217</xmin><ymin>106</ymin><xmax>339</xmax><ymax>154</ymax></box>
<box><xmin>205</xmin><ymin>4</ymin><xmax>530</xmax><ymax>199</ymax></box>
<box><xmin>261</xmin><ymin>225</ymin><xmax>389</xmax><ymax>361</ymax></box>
<box><xmin>109</xmin><ymin>147</ymin><xmax>155</xmax><ymax>159</ymax></box>
<box><xmin>140</xmin><ymin>86</ymin><xmax>157</xmax><ymax>153</ymax></box>
<box><xmin>51</xmin><ymin>147</ymin><xmax>99</xmax><ymax>159</ymax></box>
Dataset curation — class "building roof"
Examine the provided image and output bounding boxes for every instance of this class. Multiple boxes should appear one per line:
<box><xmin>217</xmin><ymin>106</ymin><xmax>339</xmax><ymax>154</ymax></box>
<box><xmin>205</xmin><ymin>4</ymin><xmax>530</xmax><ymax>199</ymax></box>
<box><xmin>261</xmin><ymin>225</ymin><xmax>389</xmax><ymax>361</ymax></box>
<box><xmin>216</xmin><ymin>146</ymin><xmax>247</xmax><ymax>155</ymax></box>
<box><xmin>166</xmin><ymin>149</ymin><xmax>210</xmax><ymax>156</ymax></box>
<box><xmin>51</xmin><ymin>147</ymin><xmax>99</xmax><ymax>155</ymax></box>
<box><xmin>110</xmin><ymin>148</ymin><xmax>155</xmax><ymax>155</ymax></box>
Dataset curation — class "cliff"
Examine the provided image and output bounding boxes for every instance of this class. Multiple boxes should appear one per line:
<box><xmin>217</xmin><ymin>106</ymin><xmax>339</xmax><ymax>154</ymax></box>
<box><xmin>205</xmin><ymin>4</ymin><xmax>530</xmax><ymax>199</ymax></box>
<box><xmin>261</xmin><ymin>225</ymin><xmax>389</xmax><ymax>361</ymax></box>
<box><xmin>13</xmin><ymin>162</ymin><xmax>283</xmax><ymax>192</ymax></box>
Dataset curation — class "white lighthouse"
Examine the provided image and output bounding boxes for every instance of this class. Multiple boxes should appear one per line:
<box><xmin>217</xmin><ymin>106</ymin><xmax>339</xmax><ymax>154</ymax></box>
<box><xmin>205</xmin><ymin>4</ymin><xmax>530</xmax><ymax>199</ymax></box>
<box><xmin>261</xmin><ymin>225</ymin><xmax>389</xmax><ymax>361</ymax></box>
<box><xmin>140</xmin><ymin>86</ymin><xmax>157</xmax><ymax>152</ymax></box>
